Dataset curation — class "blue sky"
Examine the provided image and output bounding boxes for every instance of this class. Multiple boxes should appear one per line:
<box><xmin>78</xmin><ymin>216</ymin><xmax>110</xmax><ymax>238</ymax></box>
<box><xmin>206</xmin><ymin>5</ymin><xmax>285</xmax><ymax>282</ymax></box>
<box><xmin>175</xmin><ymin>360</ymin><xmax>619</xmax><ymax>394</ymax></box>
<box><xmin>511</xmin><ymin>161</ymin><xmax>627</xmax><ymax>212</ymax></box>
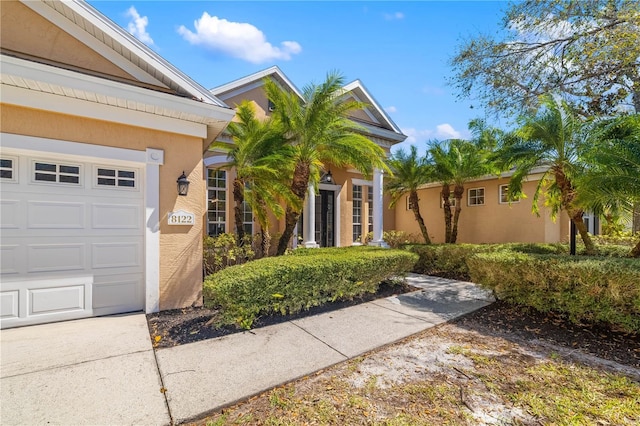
<box><xmin>89</xmin><ymin>1</ymin><xmax>508</xmax><ymax>153</ymax></box>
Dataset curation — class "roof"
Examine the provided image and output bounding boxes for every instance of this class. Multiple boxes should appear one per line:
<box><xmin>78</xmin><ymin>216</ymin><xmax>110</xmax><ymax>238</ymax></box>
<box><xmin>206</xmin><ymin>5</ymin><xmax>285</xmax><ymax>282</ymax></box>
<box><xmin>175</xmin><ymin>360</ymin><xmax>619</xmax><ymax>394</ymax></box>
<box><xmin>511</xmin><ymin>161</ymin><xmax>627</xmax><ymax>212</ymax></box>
<box><xmin>210</xmin><ymin>65</ymin><xmax>304</xmax><ymax>100</ymax></box>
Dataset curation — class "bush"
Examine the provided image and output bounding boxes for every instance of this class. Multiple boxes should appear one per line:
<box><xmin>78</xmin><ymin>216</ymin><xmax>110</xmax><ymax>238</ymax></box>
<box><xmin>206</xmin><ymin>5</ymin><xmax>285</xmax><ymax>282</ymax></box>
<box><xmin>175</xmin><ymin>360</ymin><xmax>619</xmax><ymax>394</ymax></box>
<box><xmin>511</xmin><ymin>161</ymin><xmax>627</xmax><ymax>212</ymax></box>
<box><xmin>467</xmin><ymin>251</ymin><xmax>640</xmax><ymax>333</ymax></box>
<box><xmin>364</xmin><ymin>230</ymin><xmax>422</xmax><ymax>248</ymax></box>
<box><xmin>203</xmin><ymin>233</ymin><xmax>255</xmax><ymax>275</ymax></box>
<box><xmin>203</xmin><ymin>246</ymin><xmax>418</xmax><ymax>328</ymax></box>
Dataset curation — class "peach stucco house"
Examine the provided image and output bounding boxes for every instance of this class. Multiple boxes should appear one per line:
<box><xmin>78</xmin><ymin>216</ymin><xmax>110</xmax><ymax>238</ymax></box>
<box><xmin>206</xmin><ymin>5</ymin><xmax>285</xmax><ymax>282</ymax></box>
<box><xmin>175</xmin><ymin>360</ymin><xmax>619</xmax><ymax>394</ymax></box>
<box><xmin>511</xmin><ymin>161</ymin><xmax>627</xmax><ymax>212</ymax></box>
<box><xmin>0</xmin><ymin>0</ymin><xmax>235</xmax><ymax>328</ymax></box>
<box><xmin>393</xmin><ymin>167</ymin><xmax>600</xmax><ymax>244</ymax></box>
<box><xmin>205</xmin><ymin>66</ymin><xmax>407</xmax><ymax>249</ymax></box>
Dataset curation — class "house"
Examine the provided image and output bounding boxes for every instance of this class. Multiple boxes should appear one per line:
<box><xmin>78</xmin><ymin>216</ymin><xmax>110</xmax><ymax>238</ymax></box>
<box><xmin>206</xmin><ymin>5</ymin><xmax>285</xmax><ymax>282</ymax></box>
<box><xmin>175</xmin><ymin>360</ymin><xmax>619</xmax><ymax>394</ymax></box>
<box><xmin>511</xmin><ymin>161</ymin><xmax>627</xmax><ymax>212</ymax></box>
<box><xmin>205</xmin><ymin>66</ymin><xmax>407</xmax><ymax>248</ymax></box>
<box><xmin>394</xmin><ymin>167</ymin><xmax>600</xmax><ymax>244</ymax></box>
<box><xmin>0</xmin><ymin>0</ymin><xmax>235</xmax><ymax>328</ymax></box>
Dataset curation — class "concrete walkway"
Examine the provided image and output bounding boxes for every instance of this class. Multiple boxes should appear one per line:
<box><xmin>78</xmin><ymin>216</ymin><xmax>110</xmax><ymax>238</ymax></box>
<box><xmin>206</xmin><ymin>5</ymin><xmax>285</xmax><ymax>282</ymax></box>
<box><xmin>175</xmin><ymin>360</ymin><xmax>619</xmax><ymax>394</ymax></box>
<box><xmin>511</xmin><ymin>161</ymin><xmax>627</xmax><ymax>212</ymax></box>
<box><xmin>0</xmin><ymin>274</ymin><xmax>494</xmax><ymax>425</ymax></box>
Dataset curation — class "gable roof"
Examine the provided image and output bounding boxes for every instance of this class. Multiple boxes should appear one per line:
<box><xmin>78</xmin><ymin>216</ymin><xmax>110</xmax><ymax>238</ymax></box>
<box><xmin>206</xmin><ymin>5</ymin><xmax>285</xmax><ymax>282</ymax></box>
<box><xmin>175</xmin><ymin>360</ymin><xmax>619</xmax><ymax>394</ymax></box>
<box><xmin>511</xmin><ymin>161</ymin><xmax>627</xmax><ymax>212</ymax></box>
<box><xmin>210</xmin><ymin>65</ymin><xmax>303</xmax><ymax>101</ymax></box>
<box><xmin>1</xmin><ymin>0</ymin><xmax>234</xmax><ymax>143</ymax></box>
<box><xmin>20</xmin><ymin>0</ymin><xmax>228</xmax><ymax>107</ymax></box>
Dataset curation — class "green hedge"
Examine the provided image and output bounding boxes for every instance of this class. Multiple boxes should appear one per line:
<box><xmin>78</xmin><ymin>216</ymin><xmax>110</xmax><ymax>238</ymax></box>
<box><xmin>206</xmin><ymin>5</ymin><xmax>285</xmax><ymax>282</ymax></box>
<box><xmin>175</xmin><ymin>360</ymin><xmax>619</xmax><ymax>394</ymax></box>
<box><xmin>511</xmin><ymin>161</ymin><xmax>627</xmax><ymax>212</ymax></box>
<box><xmin>203</xmin><ymin>247</ymin><xmax>418</xmax><ymax>328</ymax></box>
<box><xmin>467</xmin><ymin>252</ymin><xmax>640</xmax><ymax>333</ymax></box>
<box><xmin>406</xmin><ymin>243</ymin><xmax>567</xmax><ymax>280</ymax></box>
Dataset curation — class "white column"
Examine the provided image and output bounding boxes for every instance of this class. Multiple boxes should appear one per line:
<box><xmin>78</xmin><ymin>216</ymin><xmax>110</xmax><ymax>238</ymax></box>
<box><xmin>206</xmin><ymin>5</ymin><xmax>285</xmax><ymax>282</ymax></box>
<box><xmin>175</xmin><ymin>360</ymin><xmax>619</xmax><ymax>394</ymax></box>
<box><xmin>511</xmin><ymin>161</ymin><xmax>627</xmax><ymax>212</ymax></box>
<box><xmin>370</xmin><ymin>168</ymin><xmax>388</xmax><ymax>248</ymax></box>
<box><xmin>145</xmin><ymin>148</ymin><xmax>163</xmax><ymax>313</ymax></box>
<box><xmin>302</xmin><ymin>183</ymin><xmax>319</xmax><ymax>248</ymax></box>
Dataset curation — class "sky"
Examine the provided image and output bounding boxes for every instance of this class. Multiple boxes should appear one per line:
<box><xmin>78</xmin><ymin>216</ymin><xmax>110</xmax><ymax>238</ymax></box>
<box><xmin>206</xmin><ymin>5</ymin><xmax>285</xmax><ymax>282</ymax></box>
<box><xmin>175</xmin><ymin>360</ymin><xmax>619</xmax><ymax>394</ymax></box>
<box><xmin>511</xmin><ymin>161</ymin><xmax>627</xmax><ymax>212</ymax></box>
<box><xmin>88</xmin><ymin>1</ymin><xmax>509</xmax><ymax>154</ymax></box>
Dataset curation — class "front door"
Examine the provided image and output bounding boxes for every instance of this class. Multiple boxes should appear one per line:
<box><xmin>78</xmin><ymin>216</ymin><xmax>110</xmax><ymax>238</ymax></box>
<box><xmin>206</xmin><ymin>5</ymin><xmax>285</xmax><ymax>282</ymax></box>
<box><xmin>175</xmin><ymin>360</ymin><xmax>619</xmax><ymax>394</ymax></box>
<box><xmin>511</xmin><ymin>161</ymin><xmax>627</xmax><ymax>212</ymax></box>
<box><xmin>315</xmin><ymin>190</ymin><xmax>335</xmax><ymax>247</ymax></box>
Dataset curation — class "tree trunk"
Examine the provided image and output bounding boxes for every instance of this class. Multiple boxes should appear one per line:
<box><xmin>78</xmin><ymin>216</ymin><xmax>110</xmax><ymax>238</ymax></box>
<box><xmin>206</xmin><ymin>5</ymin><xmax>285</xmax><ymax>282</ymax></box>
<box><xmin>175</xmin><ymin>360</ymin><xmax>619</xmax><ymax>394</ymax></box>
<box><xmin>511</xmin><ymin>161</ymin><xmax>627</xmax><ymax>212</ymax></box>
<box><xmin>554</xmin><ymin>168</ymin><xmax>595</xmax><ymax>255</ymax></box>
<box><xmin>410</xmin><ymin>190</ymin><xmax>431</xmax><ymax>244</ymax></box>
<box><xmin>260</xmin><ymin>226</ymin><xmax>271</xmax><ymax>258</ymax></box>
<box><xmin>451</xmin><ymin>184</ymin><xmax>464</xmax><ymax>244</ymax></box>
<box><xmin>276</xmin><ymin>162</ymin><xmax>311</xmax><ymax>255</ymax></box>
<box><xmin>631</xmin><ymin>239</ymin><xmax>640</xmax><ymax>258</ymax></box>
<box><xmin>571</xmin><ymin>210</ymin><xmax>596</xmax><ymax>255</ymax></box>
<box><xmin>441</xmin><ymin>183</ymin><xmax>452</xmax><ymax>243</ymax></box>
<box><xmin>233</xmin><ymin>178</ymin><xmax>245</xmax><ymax>243</ymax></box>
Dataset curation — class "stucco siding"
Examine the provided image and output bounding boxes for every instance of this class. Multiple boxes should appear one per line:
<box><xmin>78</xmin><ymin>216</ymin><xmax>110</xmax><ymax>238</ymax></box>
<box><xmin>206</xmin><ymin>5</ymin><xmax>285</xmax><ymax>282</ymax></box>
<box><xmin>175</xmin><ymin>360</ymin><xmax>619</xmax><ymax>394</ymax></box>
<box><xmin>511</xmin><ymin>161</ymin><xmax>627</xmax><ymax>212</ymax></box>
<box><xmin>394</xmin><ymin>176</ymin><xmax>562</xmax><ymax>244</ymax></box>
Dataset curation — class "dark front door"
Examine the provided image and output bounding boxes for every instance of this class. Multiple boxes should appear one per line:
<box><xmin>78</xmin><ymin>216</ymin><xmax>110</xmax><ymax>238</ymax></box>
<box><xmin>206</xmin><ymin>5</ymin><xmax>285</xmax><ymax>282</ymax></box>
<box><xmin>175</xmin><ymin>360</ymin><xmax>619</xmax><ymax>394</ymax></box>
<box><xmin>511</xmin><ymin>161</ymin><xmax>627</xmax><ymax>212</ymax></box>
<box><xmin>315</xmin><ymin>190</ymin><xmax>335</xmax><ymax>247</ymax></box>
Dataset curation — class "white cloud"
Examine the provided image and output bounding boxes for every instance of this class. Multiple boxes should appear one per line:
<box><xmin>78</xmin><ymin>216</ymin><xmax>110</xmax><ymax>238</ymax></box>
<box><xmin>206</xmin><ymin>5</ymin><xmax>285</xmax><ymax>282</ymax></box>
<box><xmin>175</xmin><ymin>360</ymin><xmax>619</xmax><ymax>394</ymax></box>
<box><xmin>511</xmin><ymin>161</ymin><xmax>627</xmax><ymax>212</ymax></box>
<box><xmin>435</xmin><ymin>123</ymin><xmax>462</xmax><ymax>139</ymax></box>
<box><xmin>125</xmin><ymin>6</ymin><xmax>154</xmax><ymax>46</ymax></box>
<box><xmin>401</xmin><ymin>123</ymin><xmax>467</xmax><ymax>144</ymax></box>
<box><xmin>421</xmin><ymin>85</ymin><xmax>445</xmax><ymax>96</ymax></box>
<box><xmin>384</xmin><ymin>12</ymin><xmax>404</xmax><ymax>20</ymax></box>
<box><xmin>385</xmin><ymin>106</ymin><xmax>397</xmax><ymax>113</ymax></box>
<box><xmin>178</xmin><ymin>12</ymin><xmax>302</xmax><ymax>64</ymax></box>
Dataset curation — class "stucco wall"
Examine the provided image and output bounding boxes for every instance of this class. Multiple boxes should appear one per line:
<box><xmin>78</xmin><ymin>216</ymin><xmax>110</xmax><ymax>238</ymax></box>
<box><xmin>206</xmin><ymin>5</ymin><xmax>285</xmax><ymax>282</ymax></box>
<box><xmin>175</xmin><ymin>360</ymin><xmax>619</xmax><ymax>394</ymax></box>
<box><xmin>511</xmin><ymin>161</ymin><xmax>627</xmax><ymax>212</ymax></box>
<box><xmin>1</xmin><ymin>104</ymin><xmax>206</xmax><ymax>310</ymax></box>
<box><xmin>394</xmin><ymin>176</ymin><xmax>562</xmax><ymax>244</ymax></box>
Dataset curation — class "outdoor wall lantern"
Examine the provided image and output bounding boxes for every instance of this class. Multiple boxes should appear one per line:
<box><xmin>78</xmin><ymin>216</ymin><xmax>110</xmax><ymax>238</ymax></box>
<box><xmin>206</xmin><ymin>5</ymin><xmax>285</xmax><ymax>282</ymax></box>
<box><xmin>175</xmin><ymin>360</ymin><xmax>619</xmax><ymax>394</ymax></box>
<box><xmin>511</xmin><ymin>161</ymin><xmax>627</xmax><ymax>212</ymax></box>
<box><xmin>320</xmin><ymin>170</ymin><xmax>333</xmax><ymax>184</ymax></box>
<box><xmin>177</xmin><ymin>171</ymin><xmax>190</xmax><ymax>196</ymax></box>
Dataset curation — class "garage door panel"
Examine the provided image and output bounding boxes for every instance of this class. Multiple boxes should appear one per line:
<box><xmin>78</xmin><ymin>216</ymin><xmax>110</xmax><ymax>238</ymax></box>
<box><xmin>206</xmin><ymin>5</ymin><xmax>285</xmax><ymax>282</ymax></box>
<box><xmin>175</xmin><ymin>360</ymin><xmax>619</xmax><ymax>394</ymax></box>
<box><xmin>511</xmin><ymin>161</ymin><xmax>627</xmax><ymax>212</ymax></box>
<box><xmin>92</xmin><ymin>203</ymin><xmax>142</xmax><ymax>229</ymax></box>
<box><xmin>93</xmin><ymin>274</ymin><xmax>143</xmax><ymax>315</ymax></box>
<box><xmin>1</xmin><ymin>245</ymin><xmax>21</xmax><ymax>275</ymax></box>
<box><xmin>1</xmin><ymin>291</ymin><xmax>19</xmax><ymax>319</ymax></box>
<box><xmin>27</xmin><ymin>243</ymin><xmax>86</xmax><ymax>273</ymax></box>
<box><xmin>0</xmin><ymin>199</ymin><xmax>21</xmax><ymax>229</ymax></box>
<box><xmin>27</xmin><ymin>200</ymin><xmax>85</xmax><ymax>229</ymax></box>
<box><xmin>29</xmin><ymin>285</ymin><xmax>87</xmax><ymax>315</ymax></box>
<box><xmin>92</xmin><ymin>242</ymin><xmax>142</xmax><ymax>269</ymax></box>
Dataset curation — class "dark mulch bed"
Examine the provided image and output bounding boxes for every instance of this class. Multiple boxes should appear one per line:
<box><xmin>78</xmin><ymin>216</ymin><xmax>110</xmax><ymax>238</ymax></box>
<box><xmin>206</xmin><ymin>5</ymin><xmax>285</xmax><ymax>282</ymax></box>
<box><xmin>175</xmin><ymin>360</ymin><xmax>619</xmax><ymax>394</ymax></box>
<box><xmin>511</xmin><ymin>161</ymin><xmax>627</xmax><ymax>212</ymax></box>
<box><xmin>453</xmin><ymin>300</ymin><xmax>640</xmax><ymax>369</ymax></box>
<box><xmin>147</xmin><ymin>281</ymin><xmax>639</xmax><ymax>369</ymax></box>
<box><xmin>147</xmin><ymin>280</ymin><xmax>418</xmax><ymax>349</ymax></box>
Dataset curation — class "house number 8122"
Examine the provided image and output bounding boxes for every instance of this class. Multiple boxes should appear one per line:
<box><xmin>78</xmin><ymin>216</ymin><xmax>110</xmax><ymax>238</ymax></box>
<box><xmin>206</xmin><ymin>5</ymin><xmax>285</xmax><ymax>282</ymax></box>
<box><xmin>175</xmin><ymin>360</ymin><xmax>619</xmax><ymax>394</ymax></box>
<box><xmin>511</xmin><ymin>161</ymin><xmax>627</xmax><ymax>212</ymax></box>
<box><xmin>168</xmin><ymin>211</ymin><xmax>195</xmax><ymax>225</ymax></box>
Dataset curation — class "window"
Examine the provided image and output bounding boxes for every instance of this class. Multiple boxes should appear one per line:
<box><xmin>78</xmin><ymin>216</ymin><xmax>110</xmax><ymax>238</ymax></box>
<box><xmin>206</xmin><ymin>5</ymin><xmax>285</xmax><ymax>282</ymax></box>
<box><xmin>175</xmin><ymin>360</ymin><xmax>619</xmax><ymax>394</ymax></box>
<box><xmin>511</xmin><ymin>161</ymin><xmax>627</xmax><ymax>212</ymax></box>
<box><xmin>468</xmin><ymin>187</ymin><xmax>485</xmax><ymax>206</ymax></box>
<box><xmin>0</xmin><ymin>158</ymin><xmax>16</xmax><ymax>181</ymax></box>
<box><xmin>207</xmin><ymin>169</ymin><xmax>227</xmax><ymax>236</ymax></box>
<box><xmin>367</xmin><ymin>186</ymin><xmax>373</xmax><ymax>234</ymax></box>
<box><xmin>406</xmin><ymin>195</ymin><xmax>415</xmax><ymax>210</ymax></box>
<box><xmin>353</xmin><ymin>184</ymin><xmax>362</xmax><ymax>243</ymax></box>
<box><xmin>440</xmin><ymin>195</ymin><xmax>457</xmax><ymax>208</ymax></box>
<box><xmin>33</xmin><ymin>161</ymin><xmax>80</xmax><ymax>185</ymax></box>
<box><xmin>499</xmin><ymin>184</ymin><xmax>518</xmax><ymax>204</ymax></box>
<box><xmin>242</xmin><ymin>200</ymin><xmax>253</xmax><ymax>235</ymax></box>
<box><xmin>96</xmin><ymin>167</ymin><xmax>136</xmax><ymax>188</ymax></box>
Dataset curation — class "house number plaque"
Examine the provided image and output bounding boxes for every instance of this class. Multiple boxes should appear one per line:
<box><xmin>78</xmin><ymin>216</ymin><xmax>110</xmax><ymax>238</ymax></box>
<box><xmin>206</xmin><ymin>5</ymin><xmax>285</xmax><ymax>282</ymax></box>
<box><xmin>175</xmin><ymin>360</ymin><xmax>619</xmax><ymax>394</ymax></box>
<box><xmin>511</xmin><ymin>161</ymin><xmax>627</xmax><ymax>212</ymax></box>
<box><xmin>168</xmin><ymin>210</ymin><xmax>195</xmax><ymax>225</ymax></box>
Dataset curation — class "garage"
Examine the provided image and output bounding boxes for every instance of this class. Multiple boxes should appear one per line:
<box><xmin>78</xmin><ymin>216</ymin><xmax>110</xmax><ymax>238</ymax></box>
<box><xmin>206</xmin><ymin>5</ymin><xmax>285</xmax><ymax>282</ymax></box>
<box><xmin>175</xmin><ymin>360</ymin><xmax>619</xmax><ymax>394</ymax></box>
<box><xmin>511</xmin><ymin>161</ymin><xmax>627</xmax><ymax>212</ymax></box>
<box><xmin>1</xmin><ymin>142</ymin><xmax>146</xmax><ymax>328</ymax></box>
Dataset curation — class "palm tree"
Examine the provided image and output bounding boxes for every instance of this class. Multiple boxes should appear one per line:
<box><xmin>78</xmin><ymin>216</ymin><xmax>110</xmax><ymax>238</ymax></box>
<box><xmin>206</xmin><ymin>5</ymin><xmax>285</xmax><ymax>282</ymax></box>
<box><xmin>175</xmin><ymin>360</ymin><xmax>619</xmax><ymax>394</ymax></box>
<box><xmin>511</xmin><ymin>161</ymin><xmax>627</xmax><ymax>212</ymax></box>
<box><xmin>576</xmin><ymin>114</ymin><xmax>640</xmax><ymax>257</ymax></box>
<box><xmin>496</xmin><ymin>94</ymin><xmax>596</xmax><ymax>254</ymax></box>
<box><xmin>213</xmin><ymin>101</ymin><xmax>297</xmax><ymax>255</ymax></box>
<box><xmin>385</xmin><ymin>145</ymin><xmax>433</xmax><ymax>244</ymax></box>
<box><xmin>265</xmin><ymin>71</ymin><xmax>388</xmax><ymax>255</ymax></box>
<box><xmin>429</xmin><ymin>138</ymin><xmax>494</xmax><ymax>243</ymax></box>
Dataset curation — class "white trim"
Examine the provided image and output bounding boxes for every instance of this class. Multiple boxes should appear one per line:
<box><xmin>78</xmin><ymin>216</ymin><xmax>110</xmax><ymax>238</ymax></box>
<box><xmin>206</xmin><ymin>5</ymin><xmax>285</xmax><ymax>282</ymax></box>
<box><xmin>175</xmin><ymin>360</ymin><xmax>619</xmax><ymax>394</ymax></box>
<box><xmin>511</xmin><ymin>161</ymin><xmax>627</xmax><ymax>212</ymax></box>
<box><xmin>418</xmin><ymin>166</ymin><xmax>550</xmax><ymax>190</ymax></box>
<box><xmin>499</xmin><ymin>184</ymin><xmax>519</xmax><ymax>204</ymax></box>
<box><xmin>203</xmin><ymin>155</ymin><xmax>230</xmax><ymax>167</ymax></box>
<box><xmin>211</xmin><ymin>65</ymin><xmax>304</xmax><ymax>100</ymax></box>
<box><xmin>467</xmin><ymin>187</ymin><xmax>485</xmax><ymax>207</ymax></box>
<box><xmin>2</xmin><ymin>55</ymin><xmax>234</xmax><ymax>136</ymax></box>
<box><xmin>352</xmin><ymin>178</ymin><xmax>372</xmax><ymax>187</ymax></box>
<box><xmin>342</xmin><ymin>80</ymin><xmax>403</xmax><ymax>135</ymax></box>
<box><xmin>145</xmin><ymin>148</ymin><xmax>163</xmax><ymax>313</ymax></box>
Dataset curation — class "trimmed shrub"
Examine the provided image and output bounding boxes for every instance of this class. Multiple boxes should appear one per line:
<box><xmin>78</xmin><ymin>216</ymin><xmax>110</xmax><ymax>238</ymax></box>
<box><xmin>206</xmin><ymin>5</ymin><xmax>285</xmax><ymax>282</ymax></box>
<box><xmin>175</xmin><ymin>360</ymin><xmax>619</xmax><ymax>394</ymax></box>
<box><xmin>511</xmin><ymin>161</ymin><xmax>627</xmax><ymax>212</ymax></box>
<box><xmin>467</xmin><ymin>251</ymin><xmax>640</xmax><ymax>333</ymax></box>
<box><xmin>203</xmin><ymin>233</ymin><xmax>255</xmax><ymax>275</ymax></box>
<box><xmin>203</xmin><ymin>246</ymin><xmax>418</xmax><ymax>328</ymax></box>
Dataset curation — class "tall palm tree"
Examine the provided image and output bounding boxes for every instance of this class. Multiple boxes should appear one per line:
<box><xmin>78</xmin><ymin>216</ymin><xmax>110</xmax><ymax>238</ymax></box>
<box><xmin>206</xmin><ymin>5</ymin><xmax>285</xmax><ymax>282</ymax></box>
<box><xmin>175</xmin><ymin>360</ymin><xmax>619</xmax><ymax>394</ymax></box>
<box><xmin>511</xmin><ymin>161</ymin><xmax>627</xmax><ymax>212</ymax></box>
<box><xmin>429</xmin><ymin>138</ymin><xmax>494</xmax><ymax>243</ymax></box>
<box><xmin>386</xmin><ymin>145</ymin><xmax>433</xmax><ymax>244</ymax></box>
<box><xmin>265</xmin><ymin>71</ymin><xmax>388</xmax><ymax>255</ymax></box>
<box><xmin>496</xmin><ymin>94</ymin><xmax>596</xmax><ymax>254</ymax></box>
<box><xmin>576</xmin><ymin>114</ymin><xmax>640</xmax><ymax>257</ymax></box>
<box><xmin>213</xmin><ymin>101</ymin><xmax>297</xmax><ymax>255</ymax></box>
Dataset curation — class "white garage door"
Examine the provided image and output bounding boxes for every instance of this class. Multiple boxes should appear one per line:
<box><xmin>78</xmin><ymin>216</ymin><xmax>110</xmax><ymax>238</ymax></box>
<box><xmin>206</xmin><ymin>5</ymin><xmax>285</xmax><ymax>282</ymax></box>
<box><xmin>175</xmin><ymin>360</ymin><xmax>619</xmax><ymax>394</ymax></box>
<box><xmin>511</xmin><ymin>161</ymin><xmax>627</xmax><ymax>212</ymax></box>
<box><xmin>1</xmin><ymin>149</ymin><xmax>145</xmax><ymax>328</ymax></box>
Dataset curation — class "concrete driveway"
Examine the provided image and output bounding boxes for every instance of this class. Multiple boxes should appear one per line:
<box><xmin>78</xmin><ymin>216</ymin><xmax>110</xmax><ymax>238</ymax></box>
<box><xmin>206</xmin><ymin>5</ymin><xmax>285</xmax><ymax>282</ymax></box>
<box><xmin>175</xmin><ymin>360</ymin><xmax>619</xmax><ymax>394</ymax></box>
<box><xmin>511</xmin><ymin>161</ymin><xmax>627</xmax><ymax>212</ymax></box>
<box><xmin>0</xmin><ymin>314</ymin><xmax>170</xmax><ymax>426</ymax></box>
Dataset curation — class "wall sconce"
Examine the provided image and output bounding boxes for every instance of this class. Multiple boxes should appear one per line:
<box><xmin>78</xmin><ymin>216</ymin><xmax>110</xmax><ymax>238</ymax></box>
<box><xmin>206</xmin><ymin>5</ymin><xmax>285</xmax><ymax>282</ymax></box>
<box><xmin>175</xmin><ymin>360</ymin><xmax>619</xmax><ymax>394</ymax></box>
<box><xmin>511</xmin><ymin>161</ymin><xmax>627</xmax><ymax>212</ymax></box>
<box><xmin>320</xmin><ymin>170</ymin><xmax>333</xmax><ymax>184</ymax></box>
<box><xmin>177</xmin><ymin>171</ymin><xmax>190</xmax><ymax>196</ymax></box>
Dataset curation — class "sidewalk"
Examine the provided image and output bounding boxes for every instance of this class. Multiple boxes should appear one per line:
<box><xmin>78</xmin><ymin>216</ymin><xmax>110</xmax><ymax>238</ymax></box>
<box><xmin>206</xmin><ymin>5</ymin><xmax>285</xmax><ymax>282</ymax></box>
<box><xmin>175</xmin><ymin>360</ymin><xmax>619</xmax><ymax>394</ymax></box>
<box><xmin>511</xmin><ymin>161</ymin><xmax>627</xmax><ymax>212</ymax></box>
<box><xmin>0</xmin><ymin>274</ymin><xmax>494</xmax><ymax>425</ymax></box>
